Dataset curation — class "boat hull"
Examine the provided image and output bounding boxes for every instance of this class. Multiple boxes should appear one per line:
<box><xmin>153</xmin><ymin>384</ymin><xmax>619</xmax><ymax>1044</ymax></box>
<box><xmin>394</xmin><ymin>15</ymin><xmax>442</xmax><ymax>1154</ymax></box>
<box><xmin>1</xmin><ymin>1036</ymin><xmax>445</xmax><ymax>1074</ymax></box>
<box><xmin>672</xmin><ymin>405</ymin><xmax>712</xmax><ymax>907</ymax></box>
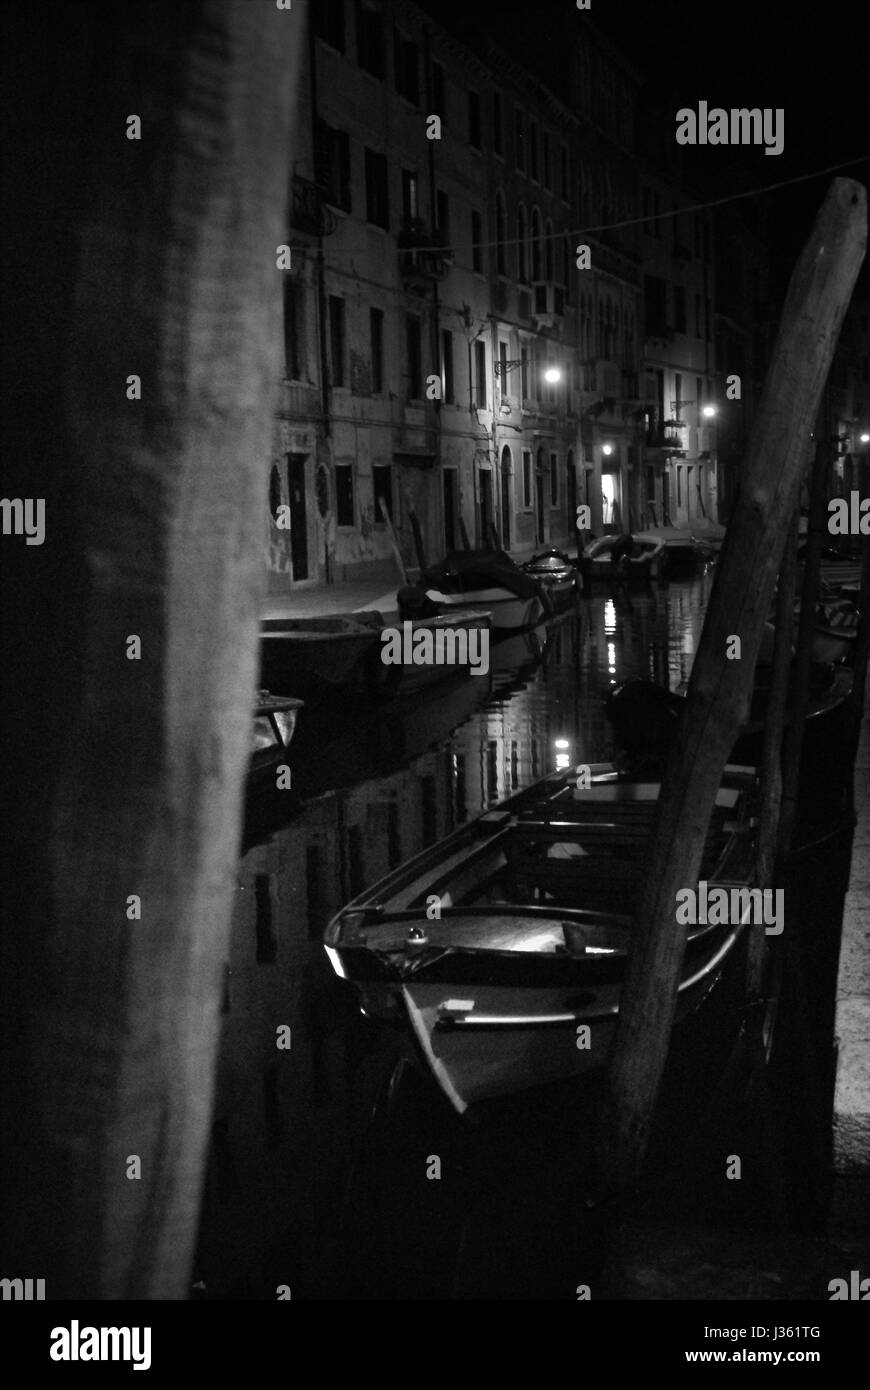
<box><xmin>424</xmin><ymin>588</ymin><xmax>545</xmax><ymax>632</ymax></box>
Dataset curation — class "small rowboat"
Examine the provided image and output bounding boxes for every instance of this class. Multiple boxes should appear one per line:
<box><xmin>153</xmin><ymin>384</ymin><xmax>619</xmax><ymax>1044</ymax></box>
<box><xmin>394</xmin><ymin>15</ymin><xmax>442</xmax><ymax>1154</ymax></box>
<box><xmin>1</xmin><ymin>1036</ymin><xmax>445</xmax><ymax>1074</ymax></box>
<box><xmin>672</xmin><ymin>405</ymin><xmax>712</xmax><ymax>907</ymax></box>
<box><xmin>324</xmin><ymin>762</ymin><xmax>757</xmax><ymax>1113</ymax></box>
<box><xmin>248</xmin><ymin>692</ymin><xmax>304</xmax><ymax>795</ymax></box>
<box><xmin>580</xmin><ymin>534</ymin><xmax>664</xmax><ymax>583</ymax></box>
<box><xmin>808</xmin><ymin>597</ymin><xmax>859</xmax><ymax>665</ymax></box>
<box><xmin>408</xmin><ymin>549</ymin><xmax>548</xmax><ymax>632</ymax></box>
<box><xmin>521</xmin><ymin>548</ymin><xmax>577</xmax><ymax>612</ymax></box>
<box><xmin>260</xmin><ymin>608</ymin><xmax>490</xmax><ymax>698</ymax></box>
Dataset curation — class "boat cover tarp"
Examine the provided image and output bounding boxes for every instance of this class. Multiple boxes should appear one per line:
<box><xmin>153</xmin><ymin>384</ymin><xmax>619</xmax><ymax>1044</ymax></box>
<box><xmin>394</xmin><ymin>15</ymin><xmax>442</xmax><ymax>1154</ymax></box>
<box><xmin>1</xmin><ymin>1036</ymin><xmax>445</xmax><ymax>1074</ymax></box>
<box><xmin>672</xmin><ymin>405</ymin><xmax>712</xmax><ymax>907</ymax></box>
<box><xmin>421</xmin><ymin>549</ymin><xmax>542</xmax><ymax>600</ymax></box>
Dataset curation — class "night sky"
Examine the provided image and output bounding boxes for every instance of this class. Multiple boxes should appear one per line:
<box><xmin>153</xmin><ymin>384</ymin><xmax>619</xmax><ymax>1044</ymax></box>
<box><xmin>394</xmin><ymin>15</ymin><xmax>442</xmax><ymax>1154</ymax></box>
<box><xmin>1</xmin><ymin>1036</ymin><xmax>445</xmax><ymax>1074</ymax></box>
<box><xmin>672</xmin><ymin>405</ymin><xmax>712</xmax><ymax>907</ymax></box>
<box><xmin>427</xmin><ymin>0</ymin><xmax>870</xmax><ymax>300</ymax></box>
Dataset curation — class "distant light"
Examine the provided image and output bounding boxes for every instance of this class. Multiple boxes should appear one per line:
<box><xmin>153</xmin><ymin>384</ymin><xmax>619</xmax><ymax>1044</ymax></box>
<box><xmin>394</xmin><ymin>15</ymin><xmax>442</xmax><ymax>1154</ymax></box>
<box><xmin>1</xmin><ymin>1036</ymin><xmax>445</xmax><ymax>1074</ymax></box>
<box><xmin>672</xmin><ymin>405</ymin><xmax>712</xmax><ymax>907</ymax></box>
<box><xmin>555</xmin><ymin>753</ymin><xmax>570</xmax><ymax>771</ymax></box>
<box><xmin>544</xmin><ymin>366</ymin><xmax>561</xmax><ymax>384</ymax></box>
<box><xmin>861</xmin><ymin>432</ymin><xmax>870</xmax><ymax>444</ymax></box>
<box><xmin>554</xmin><ymin>738</ymin><xmax>570</xmax><ymax>749</ymax></box>
<box><xmin>702</xmin><ymin>404</ymin><xmax>717</xmax><ymax>418</ymax></box>
<box><xmin>602</xmin><ymin>443</ymin><xmax>613</xmax><ymax>456</ymax></box>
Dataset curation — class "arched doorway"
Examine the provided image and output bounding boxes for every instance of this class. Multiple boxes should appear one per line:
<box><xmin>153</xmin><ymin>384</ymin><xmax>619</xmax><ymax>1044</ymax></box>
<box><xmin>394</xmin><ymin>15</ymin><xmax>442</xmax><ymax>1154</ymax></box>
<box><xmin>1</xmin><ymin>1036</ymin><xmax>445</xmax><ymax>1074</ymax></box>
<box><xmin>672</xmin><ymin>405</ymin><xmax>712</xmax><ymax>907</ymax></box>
<box><xmin>500</xmin><ymin>445</ymin><xmax>512</xmax><ymax>550</ymax></box>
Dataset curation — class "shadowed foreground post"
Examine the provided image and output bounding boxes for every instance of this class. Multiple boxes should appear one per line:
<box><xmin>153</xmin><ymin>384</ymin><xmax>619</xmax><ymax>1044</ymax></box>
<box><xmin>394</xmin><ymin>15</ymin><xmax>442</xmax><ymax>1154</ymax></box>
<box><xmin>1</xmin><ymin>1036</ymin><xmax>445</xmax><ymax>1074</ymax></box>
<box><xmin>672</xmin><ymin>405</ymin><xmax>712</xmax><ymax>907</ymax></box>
<box><xmin>595</xmin><ymin>178</ymin><xmax>867</xmax><ymax>1193</ymax></box>
<box><xmin>1</xmin><ymin>2</ymin><xmax>301</xmax><ymax>1297</ymax></box>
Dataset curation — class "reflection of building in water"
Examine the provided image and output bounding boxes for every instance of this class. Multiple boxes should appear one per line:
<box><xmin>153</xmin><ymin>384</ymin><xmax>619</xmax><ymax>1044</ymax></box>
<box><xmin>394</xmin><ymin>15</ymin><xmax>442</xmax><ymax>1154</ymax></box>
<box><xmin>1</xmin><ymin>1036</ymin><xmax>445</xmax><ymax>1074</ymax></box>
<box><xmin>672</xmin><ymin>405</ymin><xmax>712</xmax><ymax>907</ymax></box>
<box><xmin>196</xmin><ymin>745</ymin><xmax>456</xmax><ymax>1297</ymax></box>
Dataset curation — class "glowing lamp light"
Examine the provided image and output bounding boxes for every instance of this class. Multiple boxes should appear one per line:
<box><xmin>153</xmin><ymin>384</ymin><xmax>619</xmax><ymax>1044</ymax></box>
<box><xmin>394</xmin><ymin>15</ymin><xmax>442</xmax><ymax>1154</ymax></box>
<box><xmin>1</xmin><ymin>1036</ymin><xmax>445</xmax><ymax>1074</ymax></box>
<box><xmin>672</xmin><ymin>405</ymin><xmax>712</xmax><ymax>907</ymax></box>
<box><xmin>602</xmin><ymin>443</ymin><xmax>613</xmax><ymax>456</ymax></box>
<box><xmin>554</xmin><ymin>738</ymin><xmax>570</xmax><ymax>750</ymax></box>
<box><xmin>555</xmin><ymin>753</ymin><xmax>571</xmax><ymax>771</ymax></box>
<box><xmin>544</xmin><ymin>366</ymin><xmax>561</xmax><ymax>384</ymax></box>
<box><xmin>861</xmin><ymin>432</ymin><xmax>870</xmax><ymax>444</ymax></box>
<box><xmin>702</xmin><ymin>404</ymin><xmax>717</xmax><ymax>418</ymax></box>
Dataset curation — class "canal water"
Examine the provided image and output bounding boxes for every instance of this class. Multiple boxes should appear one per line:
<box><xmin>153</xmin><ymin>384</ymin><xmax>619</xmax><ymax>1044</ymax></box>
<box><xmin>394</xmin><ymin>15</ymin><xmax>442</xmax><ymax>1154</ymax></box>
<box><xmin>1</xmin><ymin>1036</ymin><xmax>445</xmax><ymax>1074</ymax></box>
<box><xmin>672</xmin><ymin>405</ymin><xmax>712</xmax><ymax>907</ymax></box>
<box><xmin>194</xmin><ymin>571</ymin><xmax>853</xmax><ymax>1300</ymax></box>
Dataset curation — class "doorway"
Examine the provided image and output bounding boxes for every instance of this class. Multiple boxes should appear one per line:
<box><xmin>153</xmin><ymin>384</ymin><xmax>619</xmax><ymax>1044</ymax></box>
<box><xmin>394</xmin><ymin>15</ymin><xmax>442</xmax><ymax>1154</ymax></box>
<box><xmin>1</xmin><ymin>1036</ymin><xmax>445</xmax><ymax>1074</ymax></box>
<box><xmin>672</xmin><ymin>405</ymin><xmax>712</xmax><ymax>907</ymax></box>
<box><xmin>500</xmin><ymin>446</ymin><xmax>512</xmax><ymax>550</ymax></box>
<box><xmin>287</xmin><ymin>453</ymin><xmax>309</xmax><ymax>581</ymax></box>
<box><xmin>535</xmin><ymin>448</ymin><xmax>545</xmax><ymax>544</ymax></box>
<box><xmin>443</xmin><ymin>468</ymin><xmax>457</xmax><ymax>553</ymax></box>
<box><xmin>478</xmin><ymin>467</ymin><xmax>494</xmax><ymax>547</ymax></box>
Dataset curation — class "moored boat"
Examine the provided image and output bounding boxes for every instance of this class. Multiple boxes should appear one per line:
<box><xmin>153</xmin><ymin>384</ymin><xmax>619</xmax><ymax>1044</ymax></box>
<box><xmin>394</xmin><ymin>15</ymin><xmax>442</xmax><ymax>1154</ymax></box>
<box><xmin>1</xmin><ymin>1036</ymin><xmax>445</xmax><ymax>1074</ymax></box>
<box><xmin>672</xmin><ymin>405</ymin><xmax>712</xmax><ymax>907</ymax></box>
<box><xmin>521</xmin><ymin>548</ymin><xmax>577</xmax><ymax>611</ymax></box>
<box><xmin>404</xmin><ymin>548</ymin><xmax>548</xmax><ymax>632</ymax></box>
<box><xmin>248</xmin><ymin>692</ymin><xmax>304</xmax><ymax>795</ymax></box>
<box><xmin>260</xmin><ymin>608</ymin><xmax>491</xmax><ymax>698</ymax></box>
<box><xmin>324</xmin><ymin>761</ymin><xmax>757</xmax><ymax>1112</ymax></box>
<box><xmin>580</xmin><ymin>533</ymin><xmax>664</xmax><ymax>584</ymax></box>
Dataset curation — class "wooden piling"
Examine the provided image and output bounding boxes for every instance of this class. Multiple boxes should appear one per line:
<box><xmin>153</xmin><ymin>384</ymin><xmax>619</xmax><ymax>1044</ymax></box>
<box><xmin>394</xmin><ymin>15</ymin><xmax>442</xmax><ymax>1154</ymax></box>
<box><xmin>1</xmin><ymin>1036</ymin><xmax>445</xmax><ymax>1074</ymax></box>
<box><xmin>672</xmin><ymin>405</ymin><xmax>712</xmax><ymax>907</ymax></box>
<box><xmin>595</xmin><ymin>178</ymin><xmax>866</xmax><ymax>1194</ymax></box>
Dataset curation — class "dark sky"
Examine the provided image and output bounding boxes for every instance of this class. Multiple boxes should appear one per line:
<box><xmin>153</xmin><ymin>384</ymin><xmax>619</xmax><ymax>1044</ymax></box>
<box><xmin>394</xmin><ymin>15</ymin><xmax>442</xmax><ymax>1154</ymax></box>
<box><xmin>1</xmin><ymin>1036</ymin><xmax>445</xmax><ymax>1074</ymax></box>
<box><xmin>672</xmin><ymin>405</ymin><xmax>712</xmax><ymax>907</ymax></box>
<box><xmin>426</xmin><ymin>0</ymin><xmax>870</xmax><ymax>299</ymax></box>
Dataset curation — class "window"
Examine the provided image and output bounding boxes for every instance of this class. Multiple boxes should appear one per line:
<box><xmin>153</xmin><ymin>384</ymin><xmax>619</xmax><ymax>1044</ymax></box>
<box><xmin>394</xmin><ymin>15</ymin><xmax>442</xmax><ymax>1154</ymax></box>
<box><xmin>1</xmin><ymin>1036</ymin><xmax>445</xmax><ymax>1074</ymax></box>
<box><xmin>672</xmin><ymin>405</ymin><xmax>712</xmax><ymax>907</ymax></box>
<box><xmin>370</xmin><ymin>307</ymin><xmax>384</xmax><ymax>393</ymax></box>
<box><xmin>472</xmin><ymin>340</ymin><xmax>487</xmax><ymax>408</ymax></box>
<box><xmin>492</xmin><ymin>92</ymin><xmax>503</xmax><ymax>155</ymax></box>
<box><xmin>693</xmin><ymin>213</ymin><xmax>701</xmax><ymax>259</ymax></box>
<box><xmin>673</xmin><ymin>285</ymin><xmax>687</xmax><ymax>334</ymax></box>
<box><xmin>356</xmin><ymin>3</ymin><xmax>384</xmax><ymax>78</ymax></box>
<box><xmin>269</xmin><ymin>465</ymin><xmax>282</xmax><ymax>520</ymax></box>
<box><xmin>549</xmin><ymin>452</ymin><xmax>558</xmax><ymax>507</ymax></box>
<box><xmin>402</xmin><ymin>169</ymin><xmax>419</xmax><ymax>222</ymax></box>
<box><xmin>531</xmin><ymin>208</ymin><xmax>542</xmax><ymax>282</ymax></box>
<box><xmin>674</xmin><ymin>374</ymin><xmax>682</xmax><ymax>417</ymax></box>
<box><xmin>545</xmin><ymin>218</ymin><xmax>554</xmax><ymax>281</ymax></box>
<box><xmin>373</xmin><ymin>464</ymin><xmax>393</xmax><ymax>523</ymax></box>
<box><xmin>430</xmin><ymin>59</ymin><xmax>446</xmax><ymax>122</ymax></box>
<box><xmin>498</xmin><ymin>340</ymin><xmax>508</xmax><ymax>394</ymax></box>
<box><xmin>695</xmin><ymin>294</ymin><xmax>702</xmax><ymax>337</ymax></box>
<box><xmin>316</xmin><ymin>122</ymin><xmax>351</xmax><ymax>211</ymax></box>
<box><xmin>468</xmin><ymin>90</ymin><xmax>482</xmax><ymax>149</ymax></box>
<box><xmin>515</xmin><ymin>109</ymin><xmax>525</xmax><ymax>170</ymax></box>
<box><xmin>520</xmin><ymin>347</ymin><xmax>529</xmax><ymax>399</ymax></box>
<box><xmin>314</xmin><ymin>0</ymin><xmax>345</xmax><ymax>52</ymax></box>
<box><xmin>517</xmin><ymin>205</ymin><xmax>528</xmax><ymax>283</ymax></box>
<box><xmin>441</xmin><ymin>329</ymin><xmax>454</xmax><ymax>404</ymax></box>
<box><xmin>705</xmin><ymin>296</ymin><xmax>711</xmax><ymax>340</ymax></box>
<box><xmin>365</xmin><ymin>148</ymin><xmax>389</xmax><ymax>228</ymax></box>
<box><xmin>435</xmin><ymin>188</ymin><xmax>448</xmax><ymax>240</ymax></box>
<box><xmin>560</xmin><ymin>145</ymin><xmax>569</xmax><ymax>201</ymax></box>
<box><xmin>529</xmin><ymin>121</ymin><xmax>539</xmax><ymax>181</ymax></box>
<box><xmin>282</xmin><ymin>277</ymin><xmax>303</xmax><ymax>380</ymax></box>
<box><xmin>522</xmin><ymin>450</ymin><xmax>533</xmax><ymax>508</ymax></box>
<box><xmin>495</xmin><ymin>191</ymin><xmax>507</xmax><ymax>276</ymax></box>
<box><xmin>542</xmin><ymin>132</ymin><xmax>551</xmax><ymax>189</ymax></box>
<box><xmin>328</xmin><ymin>295</ymin><xmax>345</xmax><ymax>387</ymax></box>
<box><xmin>394</xmin><ymin>29</ymin><xmax>419</xmax><ymax>104</ymax></box>
<box><xmin>471</xmin><ymin>209</ymin><xmax>483</xmax><ymax>273</ymax></box>
<box><xmin>406</xmin><ymin>314</ymin><xmax>422</xmax><ymax>400</ymax></box>
<box><xmin>335</xmin><ymin>463</ymin><xmax>355</xmax><ymax>526</ymax></box>
<box><xmin>644</xmin><ymin>275</ymin><xmax>667</xmax><ymax>336</ymax></box>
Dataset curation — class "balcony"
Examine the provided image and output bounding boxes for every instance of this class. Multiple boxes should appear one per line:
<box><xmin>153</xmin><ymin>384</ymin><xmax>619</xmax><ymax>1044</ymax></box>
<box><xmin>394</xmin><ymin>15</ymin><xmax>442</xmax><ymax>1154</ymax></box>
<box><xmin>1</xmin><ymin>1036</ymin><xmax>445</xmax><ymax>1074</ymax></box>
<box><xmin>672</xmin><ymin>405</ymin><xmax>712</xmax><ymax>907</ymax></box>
<box><xmin>279</xmin><ymin>381</ymin><xmax>322</xmax><ymax>420</ymax></box>
<box><xmin>289</xmin><ymin>175</ymin><xmax>337</xmax><ymax>237</ymax></box>
<box><xmin>397</xmin><ymin>219</ymin><xmax>453</xmax><ymax>286</ymax></box>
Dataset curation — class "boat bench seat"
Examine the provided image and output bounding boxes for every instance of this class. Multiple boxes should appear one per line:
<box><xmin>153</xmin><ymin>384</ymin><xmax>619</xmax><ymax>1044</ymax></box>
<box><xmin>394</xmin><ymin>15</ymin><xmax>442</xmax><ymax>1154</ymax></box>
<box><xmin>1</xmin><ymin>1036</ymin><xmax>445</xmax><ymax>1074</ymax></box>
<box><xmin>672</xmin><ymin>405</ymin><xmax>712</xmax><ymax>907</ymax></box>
<box><xmin>510</xmin><ymin>853</ymin><xmax>643</xmax><ymax>912</ymax></box>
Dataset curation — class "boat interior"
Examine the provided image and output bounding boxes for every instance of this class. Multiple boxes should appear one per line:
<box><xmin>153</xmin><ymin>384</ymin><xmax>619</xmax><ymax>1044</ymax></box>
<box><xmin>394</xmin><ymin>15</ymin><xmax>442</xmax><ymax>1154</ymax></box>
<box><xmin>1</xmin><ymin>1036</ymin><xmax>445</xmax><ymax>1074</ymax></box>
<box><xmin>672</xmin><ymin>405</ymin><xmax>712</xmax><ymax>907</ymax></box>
<box><xmin>332</xmin><ymin>775</ymin><xmax>753</xmax><ymax>960</ymax></box>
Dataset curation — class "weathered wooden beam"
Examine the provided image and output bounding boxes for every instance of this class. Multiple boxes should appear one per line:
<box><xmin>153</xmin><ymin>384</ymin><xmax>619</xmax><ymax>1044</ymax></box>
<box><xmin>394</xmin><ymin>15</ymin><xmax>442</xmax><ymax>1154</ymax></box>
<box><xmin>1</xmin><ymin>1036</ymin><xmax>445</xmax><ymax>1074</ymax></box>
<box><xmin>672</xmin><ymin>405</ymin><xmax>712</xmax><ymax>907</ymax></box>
<box><xmin>595</xmin><ymin>178</ymin><xmax>866</xmax><ymax>1193</ymax></box>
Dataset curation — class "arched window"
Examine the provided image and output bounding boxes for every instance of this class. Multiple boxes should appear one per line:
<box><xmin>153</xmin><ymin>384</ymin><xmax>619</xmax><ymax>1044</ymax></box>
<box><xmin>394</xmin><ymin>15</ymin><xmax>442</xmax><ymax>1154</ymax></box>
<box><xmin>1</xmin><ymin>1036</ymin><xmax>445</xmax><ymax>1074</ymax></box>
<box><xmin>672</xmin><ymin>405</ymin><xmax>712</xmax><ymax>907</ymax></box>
<box><xmin>545</xmin><ymin>218</ymin><xmax>554</xmax><ymax>281</ymax></box>
<box><xmin>495</xmin><ymin>190</ymin><xmax>507</xmax><ymax>277</ymax></box>
<box><xmin>517</xmin><ymin>203</ymin><xmax>528</xmax><ymax>283</ymax></box>
<box><xmin>531</xmin><ymin>207</ymin><xmax>543</xmax><ymax>282</ymax></box>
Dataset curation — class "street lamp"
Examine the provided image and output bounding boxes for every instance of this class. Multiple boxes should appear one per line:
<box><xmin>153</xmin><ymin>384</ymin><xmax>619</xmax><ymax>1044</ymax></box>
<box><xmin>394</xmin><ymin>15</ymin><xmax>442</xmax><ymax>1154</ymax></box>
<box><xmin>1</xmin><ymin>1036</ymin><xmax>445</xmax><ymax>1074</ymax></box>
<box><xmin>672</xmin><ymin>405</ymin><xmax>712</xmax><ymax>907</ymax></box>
<box><xmin>544</xmin><ymin>366</ymin><xmax>562</xmax><ymax>384</ymax></box>
<box><xmin>702</xmin><ymin>404</ymin><xmax>717</xmax><ymax>418</ymax></box>
<box><xmin>602</xmin><ymin>443</ymin><xmax>613</xmax><ymax>456</ymax></box>
<box><xmin>860</xmin><ymin>432</ymin><xmax>870</xmax><ymax>444</ymax></box>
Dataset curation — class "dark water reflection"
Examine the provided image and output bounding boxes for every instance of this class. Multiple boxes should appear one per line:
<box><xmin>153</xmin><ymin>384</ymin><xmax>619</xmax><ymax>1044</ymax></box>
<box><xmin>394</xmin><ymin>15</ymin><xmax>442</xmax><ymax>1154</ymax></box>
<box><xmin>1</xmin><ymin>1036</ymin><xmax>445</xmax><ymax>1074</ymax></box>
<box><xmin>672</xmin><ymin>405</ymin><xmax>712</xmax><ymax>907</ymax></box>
<box><xmin>204</xmin><ymin>570</ymin><xmax>838</xmax><ymax>1300</ymax></box>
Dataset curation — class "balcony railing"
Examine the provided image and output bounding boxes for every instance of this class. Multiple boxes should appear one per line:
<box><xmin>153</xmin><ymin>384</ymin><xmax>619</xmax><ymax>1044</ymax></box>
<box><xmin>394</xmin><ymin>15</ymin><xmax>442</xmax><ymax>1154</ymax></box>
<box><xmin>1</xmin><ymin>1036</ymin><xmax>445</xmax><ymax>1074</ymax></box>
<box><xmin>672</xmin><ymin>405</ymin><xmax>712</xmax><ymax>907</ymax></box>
<box><xmin>290</xmin><ymin>175</ymin><xmax>337</xmax><ymax>237</ymax></box>
<box><xmin>397</xmin><ymin>218</ymin><xmax>453</xmax><ymax>283</ymax></box>
<box><xmin>279</xmin><ymin>381</ymin><xmax>322</xmax><ymax>420</ymax></box>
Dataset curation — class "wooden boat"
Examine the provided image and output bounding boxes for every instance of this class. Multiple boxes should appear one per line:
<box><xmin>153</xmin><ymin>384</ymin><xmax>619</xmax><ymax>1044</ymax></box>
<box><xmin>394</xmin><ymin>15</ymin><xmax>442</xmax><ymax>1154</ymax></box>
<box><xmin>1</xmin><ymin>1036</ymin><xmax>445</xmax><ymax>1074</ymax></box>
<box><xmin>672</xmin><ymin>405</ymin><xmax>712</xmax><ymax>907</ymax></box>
<box><xmin>807</xmin><ymin>597</ymin><xmax>859</xmax><ymax>665</ymax></box>
<box><xmin>633</xmin><ymin>531</ymin><xmax>715</xmax><ymax>576</ymax></box>
<box><xmin>260</xmin><ymin>608</ymin><xmax>491</xmax><ymax>698</ymax></box>
<box><xmin>579</xmin><ymin>534</ymin><xmax>664</xmax><ymax>583</ymax></box>
<box><xmin>406</xmin><ymin>548</ymin><xmax>548</xmax><ymax>632</ymax></box>
<box><xmin>521</xmin><ymin>548</ymin><xmax>577</xmax><ymax>611</ymax></box>
<box><xmin>248</xmin><ymin>692</ymin><xmax>304</xmax><ymax>795</ymax></box>
<box><xmin>606</xmin><ymin>667</ymin><xmax>853</xmax><ymax>785</ymax></box>
<box><xmin>323</xmin><ymin>761</ymin><xmax>757</xmax><ymax>1113</ymax></box>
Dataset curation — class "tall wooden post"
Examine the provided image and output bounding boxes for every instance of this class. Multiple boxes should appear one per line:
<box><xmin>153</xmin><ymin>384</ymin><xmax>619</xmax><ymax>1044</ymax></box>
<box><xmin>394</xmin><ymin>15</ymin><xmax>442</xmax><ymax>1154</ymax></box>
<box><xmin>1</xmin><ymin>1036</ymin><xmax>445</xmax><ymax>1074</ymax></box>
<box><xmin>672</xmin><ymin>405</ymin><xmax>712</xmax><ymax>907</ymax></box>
<box><xmin>595</xmin><ymin>179</ymin><xmax>866</xmax><ymax>1193</ymax></box>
